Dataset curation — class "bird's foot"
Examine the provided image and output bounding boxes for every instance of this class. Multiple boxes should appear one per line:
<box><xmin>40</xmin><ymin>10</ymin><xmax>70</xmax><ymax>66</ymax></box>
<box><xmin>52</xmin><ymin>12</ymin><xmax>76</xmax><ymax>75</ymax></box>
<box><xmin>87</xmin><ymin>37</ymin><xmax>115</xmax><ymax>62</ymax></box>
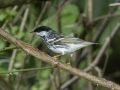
<box><xmin>53</xmin><ymin>55</ymin><xmax>61</xmax><ymax>60</ymax></box>
<box><xmin>67</xmin><ymin>62</ymin><xmax>70</xmax><ymax>65</ymax></box>
<box><xmin>67</xmin><ymin>60</ymin><xmax>71</xmax><ymax>65</ymax></box>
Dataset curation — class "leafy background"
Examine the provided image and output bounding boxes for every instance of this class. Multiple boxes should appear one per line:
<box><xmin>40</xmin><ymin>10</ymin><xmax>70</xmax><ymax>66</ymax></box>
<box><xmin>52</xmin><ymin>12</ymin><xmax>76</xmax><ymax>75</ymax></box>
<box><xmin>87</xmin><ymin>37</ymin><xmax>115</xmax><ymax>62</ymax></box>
<box><xmin>0</xmin><ymin>0</ymin><xmax>120</xmax><ymax>90</ymax></box>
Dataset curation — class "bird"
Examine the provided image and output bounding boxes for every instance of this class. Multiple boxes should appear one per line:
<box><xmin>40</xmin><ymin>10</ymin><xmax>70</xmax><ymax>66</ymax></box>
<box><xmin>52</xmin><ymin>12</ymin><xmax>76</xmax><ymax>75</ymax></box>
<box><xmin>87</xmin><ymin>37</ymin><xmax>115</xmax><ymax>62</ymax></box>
<box><xmin>30</xmin><ymin>26</ymin><xmax>97</xmax><ymax>64</ymax></box>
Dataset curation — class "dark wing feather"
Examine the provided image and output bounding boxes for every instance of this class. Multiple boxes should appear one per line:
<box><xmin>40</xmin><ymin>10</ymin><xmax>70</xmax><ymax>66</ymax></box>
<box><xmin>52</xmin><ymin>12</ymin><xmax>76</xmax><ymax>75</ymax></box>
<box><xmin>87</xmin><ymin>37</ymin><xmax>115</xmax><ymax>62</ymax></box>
<box><xmin>47</xmin><ymin>31</ymin><xmax>92</xmax><ymax>45</ymax></box>
<box><xmin>47</xmin><ymin>32</ymin><xmax>66</xmax><ymax>43</ymax></box>
<box><xmin>59</xmin><ymin>37</ymin><xmax>84</xmax><ymax>44</ymax></box>
<box><xmin>48</xmin><ymin>33</ymin><xmax>84</xmax><ymax>44</ymax></box>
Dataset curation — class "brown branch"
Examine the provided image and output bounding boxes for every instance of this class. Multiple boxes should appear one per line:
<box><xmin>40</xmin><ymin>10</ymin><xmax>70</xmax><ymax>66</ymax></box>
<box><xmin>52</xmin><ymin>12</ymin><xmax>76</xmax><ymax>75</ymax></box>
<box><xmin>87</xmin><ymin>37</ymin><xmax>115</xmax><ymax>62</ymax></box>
<box><xmin>0</xmin><ymin>29</ymin><xmax>120</xmax><ymax>90</ymax></box>
<box><xmin>0</xmin><ymin>0</ymin><xmax>50</xmax><ymax>8</ymax></box>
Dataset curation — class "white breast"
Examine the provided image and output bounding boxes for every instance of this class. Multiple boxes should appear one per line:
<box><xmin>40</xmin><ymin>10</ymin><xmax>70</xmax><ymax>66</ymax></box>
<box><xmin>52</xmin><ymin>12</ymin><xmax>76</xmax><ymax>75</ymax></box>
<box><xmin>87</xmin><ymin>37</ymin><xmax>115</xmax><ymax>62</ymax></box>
<box><xmin>49</xmin><ymin>43</ymin><xmax>90</xmax><ymax>55</ymax></box>
<box><xmin>49</xmin><ymin>46</ymin><xmax>68</xmax><ymax>55</ymax></box>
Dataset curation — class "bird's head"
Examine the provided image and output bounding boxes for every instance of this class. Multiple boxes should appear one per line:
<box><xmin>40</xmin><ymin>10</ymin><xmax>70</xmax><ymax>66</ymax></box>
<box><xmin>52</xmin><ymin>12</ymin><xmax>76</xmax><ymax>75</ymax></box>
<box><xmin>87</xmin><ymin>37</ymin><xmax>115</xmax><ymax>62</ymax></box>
<box><xmin>30</xmin><ymin>26</ymin><xmax>53</xmax><ymax>37</ymax></box>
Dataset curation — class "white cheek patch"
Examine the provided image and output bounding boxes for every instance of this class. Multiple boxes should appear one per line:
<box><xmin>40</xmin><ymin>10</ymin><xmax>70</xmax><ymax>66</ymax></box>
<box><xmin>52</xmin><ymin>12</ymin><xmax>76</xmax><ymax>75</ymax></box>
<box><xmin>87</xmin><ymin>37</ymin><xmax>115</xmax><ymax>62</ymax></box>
<box><xmin>36</xmin><ymin>31</ymin><xmax>47</xmax><ymax>36</ymax></box>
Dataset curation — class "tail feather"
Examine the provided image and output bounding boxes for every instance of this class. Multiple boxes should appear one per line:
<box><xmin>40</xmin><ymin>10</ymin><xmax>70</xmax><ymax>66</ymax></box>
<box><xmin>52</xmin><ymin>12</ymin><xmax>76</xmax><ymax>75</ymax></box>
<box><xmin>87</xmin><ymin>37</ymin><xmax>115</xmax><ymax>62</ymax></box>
<box><xmin>82</xmin><ymin>42</ymin><xmax>98</xmax><ymax>46</ymax></box>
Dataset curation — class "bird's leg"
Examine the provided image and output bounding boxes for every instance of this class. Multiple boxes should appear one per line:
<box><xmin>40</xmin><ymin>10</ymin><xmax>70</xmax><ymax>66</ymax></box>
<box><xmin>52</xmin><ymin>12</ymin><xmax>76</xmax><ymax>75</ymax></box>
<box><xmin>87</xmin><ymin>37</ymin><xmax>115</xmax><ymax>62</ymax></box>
<box><xmin>67</xmin><ymin>60</ymin><xmax>71</xmax><ymax>65</ymax></box>
<box><xmin>53</xmin><ymin>51</ymin><xmax>65</xmax><ymax>60</ymax></box>
<box><xmin>67</xmin><ymin>53</ymin><xmax>73</xmax><ymax>65</ymax></box>
<box><xmin>53</xmin><ymin>54</ymin><xmax>62</xmax><ymax>60</ymax></box>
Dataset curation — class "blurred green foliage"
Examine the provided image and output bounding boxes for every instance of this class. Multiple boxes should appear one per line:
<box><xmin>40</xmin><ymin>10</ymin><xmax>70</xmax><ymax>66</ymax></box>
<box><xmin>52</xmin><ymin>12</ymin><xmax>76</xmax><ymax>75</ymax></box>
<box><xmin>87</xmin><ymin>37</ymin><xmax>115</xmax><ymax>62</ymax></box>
<box><xmin>0</xmin><ymin>0</ymin><xmax>120</xmax><ymax>90</ymax></box>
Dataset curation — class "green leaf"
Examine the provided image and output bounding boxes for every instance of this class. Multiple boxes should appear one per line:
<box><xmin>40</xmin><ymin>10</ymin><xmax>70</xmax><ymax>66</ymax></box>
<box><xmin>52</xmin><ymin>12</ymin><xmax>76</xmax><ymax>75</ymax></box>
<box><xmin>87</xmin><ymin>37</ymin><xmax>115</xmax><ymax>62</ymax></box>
<box><xmin>5</xmin><ymin>9</ymin><xmax>17</xmax><ymax>16</ymax></box>
<box><xmin>0</xmin><ymin>13</ymin><xmax>7</xmax><ymax>21</ymax></box>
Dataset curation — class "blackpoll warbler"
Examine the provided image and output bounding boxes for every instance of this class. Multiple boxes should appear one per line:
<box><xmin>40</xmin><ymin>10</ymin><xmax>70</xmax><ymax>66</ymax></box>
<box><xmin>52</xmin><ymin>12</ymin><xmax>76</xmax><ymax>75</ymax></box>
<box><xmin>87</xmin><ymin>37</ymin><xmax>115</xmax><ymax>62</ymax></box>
<box><xmin>31</xmin><ymin>26</ymin><xmax>97</xmax><ymax>61</ymax></box>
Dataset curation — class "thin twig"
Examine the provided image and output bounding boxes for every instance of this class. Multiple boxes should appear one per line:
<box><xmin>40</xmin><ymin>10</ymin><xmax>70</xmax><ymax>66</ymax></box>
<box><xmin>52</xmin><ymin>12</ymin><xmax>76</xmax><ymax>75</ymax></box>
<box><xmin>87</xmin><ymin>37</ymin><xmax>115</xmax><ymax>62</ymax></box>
<box><xmin>52</xmin><ymin>68</ymin><xmax>58</xmax><ymax>90</ymax></box>
<box><xmin>93</xmin><ymin>13</ymin><xmax>120</xmax><ymax>23</ymax></box>
<box><xmin>109</xmin><ymin>3</ymin><xmax>120</xmax><ymax>6</ymax></box>
<box><xmin>0</xmin><ymin>46</ymin><xmax>18</xmax><ymax>52</ymax></box>
<box><xmin>20</xmin><ymin>5</ymin><xmax>30</xmax><ymax>31</ymax></box>
<box><xmin>56</xmin><ymin>0</ymin><xmax>62</xmax><ymax>33</ymax></box>
<box><xmin>0</xmin><ymin>66</ymin><xmax>54</xmax><ymax>74</ymax></box>
<box><xmin>35</xmin><ymin>2</ymin><xmax>50</xmax><ymax>28</ymax></box>
<box><xmin>94</xmin><ymin>66</ymin><xmax>102</xmax><ymax>78</ymax></box>
<box><xmin>15</xmin><ymin>55</ymin><xmax>28</xmax><ymax>89</ymax></box>
<box><xmin>87</xmin><ymin>0</ymin><xmax>93</xmax><ymax>89</ymax></box>
<box><xmin>12</xmin><ymin>5</ymin><xmax>26</xmax><ymax>25</ymax></box>
<box><xmin>102</xmin><ymin>53</ymin><xmax>109</xmax><ymax>76</ymax></box>
<box><xmin>60</xmin><ymin>76</ymin><xmax>79</xmax><ymax>90</ymax></box>
<box><xmin>6</xmin><ymin>49</ymin><xmax>18</xmax><ymax>81</ymax></box>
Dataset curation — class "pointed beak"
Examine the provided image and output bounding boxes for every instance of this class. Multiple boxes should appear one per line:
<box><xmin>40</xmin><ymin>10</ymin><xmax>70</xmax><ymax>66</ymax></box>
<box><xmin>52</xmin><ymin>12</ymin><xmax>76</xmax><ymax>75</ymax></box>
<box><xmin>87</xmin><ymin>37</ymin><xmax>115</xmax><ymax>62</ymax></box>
<box><xmin>30</xmin><ymin>31</ymin><xmax>34</xmax><ymax>33</ymax></box>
